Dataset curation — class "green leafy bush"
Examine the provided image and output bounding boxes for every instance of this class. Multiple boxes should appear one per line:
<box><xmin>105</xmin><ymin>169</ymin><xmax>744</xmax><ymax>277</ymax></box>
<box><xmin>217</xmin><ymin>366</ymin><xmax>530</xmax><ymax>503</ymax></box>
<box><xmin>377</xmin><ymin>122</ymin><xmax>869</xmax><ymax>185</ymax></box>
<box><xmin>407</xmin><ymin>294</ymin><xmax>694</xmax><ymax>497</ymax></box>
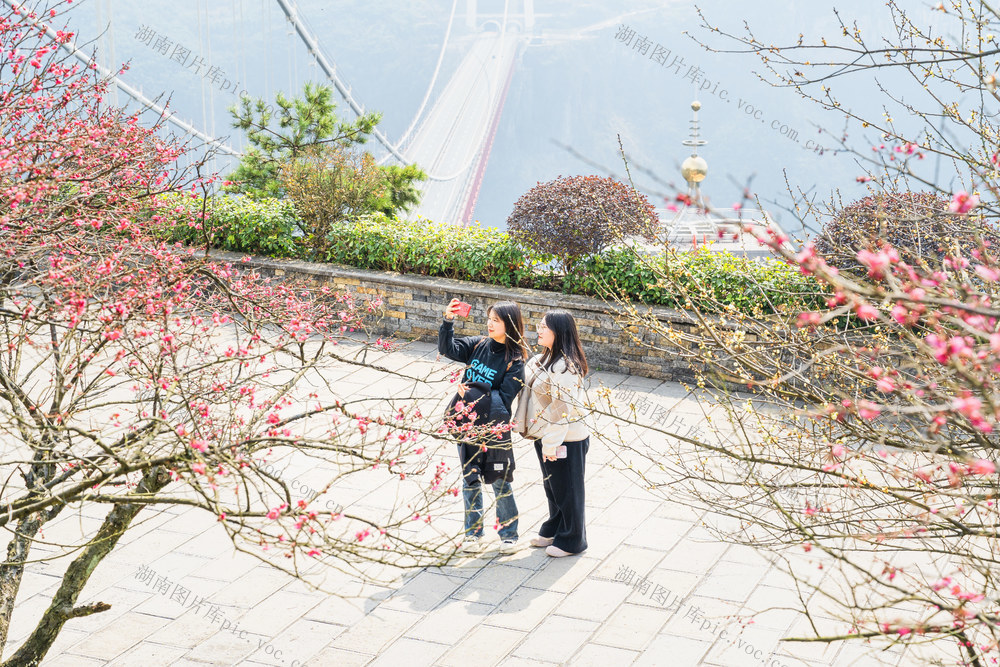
<box><xmin>566</xmin><ymin>246</ymin><xmax>826</xmax><ymax>314</ymax></box>
<box><xmin>158</xmin><ymin>193</ymin><xmax>301</xmax><ymax>257</ymax></box>
<box><xmin>324</xmin><ymin>215</ymin><xmax>540</xmax><ymax>287</ymax></box>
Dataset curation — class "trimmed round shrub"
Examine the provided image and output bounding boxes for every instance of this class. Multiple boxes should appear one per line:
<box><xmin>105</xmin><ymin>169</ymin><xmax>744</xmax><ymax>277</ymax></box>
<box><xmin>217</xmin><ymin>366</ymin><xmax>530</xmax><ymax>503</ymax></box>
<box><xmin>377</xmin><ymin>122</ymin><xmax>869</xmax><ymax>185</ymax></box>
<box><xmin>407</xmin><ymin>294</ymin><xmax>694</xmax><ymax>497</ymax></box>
<box><xmin>814</xmin><ymin>191</ymin><xmax>998</xmax><ymax>274</ymax></box>
<box><xmin>505</xmin><ymin>175</ymin><xmax>659</xmax><ymax>271</ymax></box>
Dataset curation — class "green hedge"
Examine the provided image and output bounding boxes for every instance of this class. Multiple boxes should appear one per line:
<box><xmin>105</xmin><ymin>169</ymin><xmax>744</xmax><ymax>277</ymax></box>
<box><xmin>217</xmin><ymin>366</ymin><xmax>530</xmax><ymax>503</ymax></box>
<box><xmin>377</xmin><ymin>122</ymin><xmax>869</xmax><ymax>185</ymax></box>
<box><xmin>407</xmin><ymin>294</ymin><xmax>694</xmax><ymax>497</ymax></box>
<box><xmin>152</xmin><ymin>195</ymin><xmax>826</xmax><ymax>315</ymax></box>
<box><xmin>324</xmin><ymin>215</ymin><xmax>541</xmax><ymax>287</ymax></box>
<box><xmin>158</xmin><ymin>194</ymin><xmax>301</xmax><ymax>258</ymax></box>
<box><xmin>569</xmin><ymin>246</ymin><xmax>826</xmax><ymax>313</ymax></box>
<box><xmin>326</xmin><ymin>216</ymin><xmax>825</xmax><ymax>315</ymax></box>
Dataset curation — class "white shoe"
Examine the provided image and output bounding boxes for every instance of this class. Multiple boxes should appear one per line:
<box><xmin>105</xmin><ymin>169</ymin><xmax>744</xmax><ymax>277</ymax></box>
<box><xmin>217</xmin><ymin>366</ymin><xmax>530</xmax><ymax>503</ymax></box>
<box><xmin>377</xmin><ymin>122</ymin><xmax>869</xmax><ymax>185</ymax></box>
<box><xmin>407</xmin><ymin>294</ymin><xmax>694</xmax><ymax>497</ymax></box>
<box><xmin>460</xmin><ymin>537</ymin><xmax>484</xmax><ymax>553</ymax></box>
<box><xmin>530</xmin><ymin>535</ymin><xmax>554</xmax><ymax>548</ymax></box>
<box><xmin>500</xmin><ymin>539</ymin><xmax>518</xmax><ymax>554</ymax></box>
<box><xmin>545</xmin><ymin>545</ymin><xmax>575</xmax><ymax>558</ymax></box>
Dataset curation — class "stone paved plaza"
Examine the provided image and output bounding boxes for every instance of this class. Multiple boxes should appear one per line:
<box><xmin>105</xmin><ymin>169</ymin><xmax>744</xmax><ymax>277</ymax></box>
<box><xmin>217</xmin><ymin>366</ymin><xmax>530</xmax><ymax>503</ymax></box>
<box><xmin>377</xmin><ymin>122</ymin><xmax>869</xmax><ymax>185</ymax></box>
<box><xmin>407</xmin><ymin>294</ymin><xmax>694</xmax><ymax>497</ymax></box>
<box><xmin>11</xmin><ymin>340</ymin><xmax>918</xmax><ymax>667</ymax></box>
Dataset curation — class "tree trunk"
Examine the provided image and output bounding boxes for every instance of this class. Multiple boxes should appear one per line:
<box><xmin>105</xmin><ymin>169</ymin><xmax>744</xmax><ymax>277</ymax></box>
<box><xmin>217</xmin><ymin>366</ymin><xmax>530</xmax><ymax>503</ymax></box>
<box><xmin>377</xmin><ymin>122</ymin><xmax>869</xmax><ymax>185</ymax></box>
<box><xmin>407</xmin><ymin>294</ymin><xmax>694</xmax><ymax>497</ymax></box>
<box><xmin>2</xmin><ymin>468</ymin><xmax>170</xmax><ymax>667</ymax></box>
<box><xmin>0</xmin><ymin>514</ymin><xmax>45</xmax><ymax>657</ymax></box>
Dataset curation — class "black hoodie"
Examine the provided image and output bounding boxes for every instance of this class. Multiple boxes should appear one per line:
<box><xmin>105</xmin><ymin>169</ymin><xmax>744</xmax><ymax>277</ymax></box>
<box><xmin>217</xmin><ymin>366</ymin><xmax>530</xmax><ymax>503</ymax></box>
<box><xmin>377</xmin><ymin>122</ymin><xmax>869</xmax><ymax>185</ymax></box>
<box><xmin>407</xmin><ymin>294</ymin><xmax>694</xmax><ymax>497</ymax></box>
<box><xmin>439</xmin><ymin>320</ymin><xmax>525</xmax><ymax>484</ymax></box>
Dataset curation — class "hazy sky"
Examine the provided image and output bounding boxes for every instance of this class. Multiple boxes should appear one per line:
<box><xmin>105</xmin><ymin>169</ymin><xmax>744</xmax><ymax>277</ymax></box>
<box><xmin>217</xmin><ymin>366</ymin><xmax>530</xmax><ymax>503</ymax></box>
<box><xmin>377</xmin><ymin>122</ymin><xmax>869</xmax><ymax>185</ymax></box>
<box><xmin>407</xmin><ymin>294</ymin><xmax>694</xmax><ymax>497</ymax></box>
<box><xmin>64</xmin><ymin>1</ymin><xmax>955</xmax><ymax>236</ymax></box>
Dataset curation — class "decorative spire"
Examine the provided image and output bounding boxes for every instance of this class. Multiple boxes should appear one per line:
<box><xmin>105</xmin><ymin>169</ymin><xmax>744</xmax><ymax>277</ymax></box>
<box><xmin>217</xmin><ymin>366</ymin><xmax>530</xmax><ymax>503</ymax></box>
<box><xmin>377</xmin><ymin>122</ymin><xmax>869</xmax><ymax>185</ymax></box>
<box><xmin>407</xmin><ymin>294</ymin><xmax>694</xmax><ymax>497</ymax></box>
<box><xmin>680</xmin><ymin>100</ymin><xmax>708</xmax><ymax>206</ymax></box>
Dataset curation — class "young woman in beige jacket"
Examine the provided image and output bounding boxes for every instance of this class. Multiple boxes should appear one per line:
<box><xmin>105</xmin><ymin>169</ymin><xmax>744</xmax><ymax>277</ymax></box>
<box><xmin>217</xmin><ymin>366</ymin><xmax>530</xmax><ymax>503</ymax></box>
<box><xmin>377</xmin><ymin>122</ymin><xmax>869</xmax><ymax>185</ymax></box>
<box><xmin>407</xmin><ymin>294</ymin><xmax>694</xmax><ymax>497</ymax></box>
<box><xmin>523</xmin><ymin>310</ymin><xmax>590</xmax><ymax>557</ymax></box>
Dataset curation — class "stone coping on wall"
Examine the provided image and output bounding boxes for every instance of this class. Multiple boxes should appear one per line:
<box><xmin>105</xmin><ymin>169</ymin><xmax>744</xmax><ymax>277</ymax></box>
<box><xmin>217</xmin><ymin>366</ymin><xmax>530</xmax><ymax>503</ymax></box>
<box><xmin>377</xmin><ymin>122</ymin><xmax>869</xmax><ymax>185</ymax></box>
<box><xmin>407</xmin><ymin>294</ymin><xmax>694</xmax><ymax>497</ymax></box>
<box><xmin>208</xmin><ymin>250</ymin><xmax>704</xmax><ymax>382</ymax></box>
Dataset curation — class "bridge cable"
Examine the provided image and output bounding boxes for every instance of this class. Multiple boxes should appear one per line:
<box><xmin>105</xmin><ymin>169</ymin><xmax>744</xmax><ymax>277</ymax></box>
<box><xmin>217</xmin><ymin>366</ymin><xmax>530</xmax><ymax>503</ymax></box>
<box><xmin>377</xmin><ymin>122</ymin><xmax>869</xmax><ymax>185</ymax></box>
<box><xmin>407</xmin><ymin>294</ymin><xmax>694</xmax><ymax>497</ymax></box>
<box><xmin>0</xmin><ymin>0</ymin><xmax>240</xmax><ymax>155</ymax></box>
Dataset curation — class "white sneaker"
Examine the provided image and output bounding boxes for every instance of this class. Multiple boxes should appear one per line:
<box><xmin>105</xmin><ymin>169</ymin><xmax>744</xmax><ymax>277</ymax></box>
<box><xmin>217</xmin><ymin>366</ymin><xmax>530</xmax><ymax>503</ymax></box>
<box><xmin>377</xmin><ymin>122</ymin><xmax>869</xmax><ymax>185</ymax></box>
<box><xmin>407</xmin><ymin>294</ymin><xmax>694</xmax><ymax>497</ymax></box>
<box><xmin>530</xmin><ymin>535</ymin><xmax>554</xmax><ymax>548</ymax></box>
<box><xmin>500</xmin><ymin>539</ymin><xmax>518</xmax><ymax>554</ymax></box>
<box><xmin>460</xmin><ymin>536</ymin><xmax>484</xmax><ymax>553</ymax></box>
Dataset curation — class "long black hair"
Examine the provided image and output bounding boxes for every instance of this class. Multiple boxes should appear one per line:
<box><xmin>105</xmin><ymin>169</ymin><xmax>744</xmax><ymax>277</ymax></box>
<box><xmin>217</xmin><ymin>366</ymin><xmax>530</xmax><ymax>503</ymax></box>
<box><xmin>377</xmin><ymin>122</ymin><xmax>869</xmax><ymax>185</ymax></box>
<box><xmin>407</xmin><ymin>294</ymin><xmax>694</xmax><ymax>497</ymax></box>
<box><xmin>539</xmin><ymin>310</ymin><xmax>588</xmax><ymax>375</ymax></box>
<box><xmin>487</xmin><ymin>301</ymin><xmax>528</xmax><ymax>361</ymax></box>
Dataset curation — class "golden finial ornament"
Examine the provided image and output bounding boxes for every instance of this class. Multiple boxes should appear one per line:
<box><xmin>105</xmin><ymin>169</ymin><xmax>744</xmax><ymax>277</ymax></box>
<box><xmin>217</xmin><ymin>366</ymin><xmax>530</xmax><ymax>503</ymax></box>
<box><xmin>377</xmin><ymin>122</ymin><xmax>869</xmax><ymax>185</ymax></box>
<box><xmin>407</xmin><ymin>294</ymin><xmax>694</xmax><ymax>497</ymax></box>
<box><xmin>681</xmin><ymin>101</ymin><xmax>708</xmax><ymax>202</ymax></box>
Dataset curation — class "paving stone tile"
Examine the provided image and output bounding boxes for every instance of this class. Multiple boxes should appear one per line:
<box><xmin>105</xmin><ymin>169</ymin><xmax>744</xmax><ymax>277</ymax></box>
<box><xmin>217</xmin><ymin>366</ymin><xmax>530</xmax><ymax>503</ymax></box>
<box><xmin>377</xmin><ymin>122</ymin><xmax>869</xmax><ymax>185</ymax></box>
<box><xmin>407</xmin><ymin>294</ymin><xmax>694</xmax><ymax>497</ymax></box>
<box><xmin>71</xmin><ymin>611</ymin><xmax>169</xmax><ymax>660</ymax></box>
<box><xmin>624</xmin><ymin>516</ymin><xmax>691</xmax><ymax>552</ymax></box>
<box><xmin>568</xmin><ymin>643</ymin><xmax>640</xmax><ymax>666</ymax></box>
<box><xmin>5</xmin><ymin>591</ymin><xmax>56</xmax><ymax>647</ymax></box>
<box><xmin>40</xmin><ymin>655</ymin><xmax>105</xmax><ymax>667</ymax></box>
<box><xmin>304</xmin><ymin>646</ymin><xmax>372</xmax><ymax>667</ymax></box>
<box><xmin>109</xmin><ymin>640</ymin><xmax>189</xmax><ymax>666</ymax></box>
<box><xmin>828</xmin><ymin>642</ymin><xmax>902</xmax><ymax>666</ymax></box>
<box><xmin>583</xmin><ymin>472</ymin><xmax>631</xmax><ymax>509</ymax></box>
<box><xmin>233</xmin><ymin>590</ymin><xmax>322</xmax><ymax>635</ymax></box>
<box><xmin>762</xmin><ymin>649</ymin><xmax>831</xmax><ymax>667</ymax></box>
<box><xmin>491</xmin><ymin>543</ymin><xmax>552</xmax><ymax>571</ymax></box>
<box><xmin>592</xmin><ymin>496</ymin><xmax>661</xmax><ymax>530</ymax></box>
<box><xmin>57</xmin><ymin>586</ymin><xmax>152</xmax><ymax>638</ymax></box>
<box><xmin>720</xmin><ymin>543</ymin><xmax>775</xmax><ymax>568</ymax></box>
<box><xmin>651</xmin><ymin>499</ymin><xmax>708</xmax><ymax>523</ymax></box>
<box><xmin>693</xmin><ymin>560</ymin><xmax>769</xmax><ymax>603</ymax></box>
<box><xmin>577</xmin><ymin>524</ymin><xmax>631</xmax><ymax>560</ymax></box>
<box><xmin>625</xmin><ymin>569</ymin><xmax>703</xmax><ymax>610</ymax></box>
<box><xmin>180</xmin><ymin>550</ymin><xmax>262</xmax><ymax>585</ymax></box>
<box><xmin>12</xmin><ymin>570</ymin><xmax>62</xmax><ymax>601</ymax></box>
<box><xmin>199</xmin><ymin>565</ymin><xmax>291</xmax><ymax>609</ymax></box>
<box><xmin>380</xmin><ymin>570</ymin><xmax>467</xmax><ymax>613</ymax></box>
<box><xmin>485</xmin><ymin>587</ymin><xmax>566</xmax><ymax>632</ymax></box>
<box><xmin>658</xmin><ymin>595</ymin><xmax>744</xmax><ymax>642</ymax></box>
<box><xmin>304</xmin><ymin>591</ymin><xmax>378</xmax><ymax>627</ymax></box>
<box><xmin>591</xmin><ymin>603</ymin><xmax>669</xmax><ymax>651</ymax></box>
<box><xmin>511</xmin><ymin>615</ymin><xmax>599</xmax><ymax>664</ymax></box>
<box><xmin>369</xmin><ymin>637</ymin><xmax>449</xmax><ymax>667</ymax></box>
<box><xmin>108</xmin><ymin>529</ymin><xmax>194</xmax><ymax>566</ymax></box>
<box><xmin>452</xmin><ymin>563</ymin><xmax>532</xmax><ymax>606</ymax></box>
<box><xmin>183</xmin><ymin>629</ymin><xmax>268</xmax><ymax>665</ymax></box>
<box><xmin>439</xmin><ymin>625</ymin><xmax>526</xmax><ymax>667</ymax></box>
<box><xmin>147</xmin><ymin>608</ymin><xmax>236</xmax><ymax>650</ymax></box>
<box><xmin>403</xmin><ymin>599</ymin><xmax>492</xmax><ymax>644</ymax></box>
<box><xmin>634</xmin><ymin>635</ymin><xmax>712</xmax><ymax>666</ymax></box>
<box><xmin>741</xmin><ymin>585</ymin><xmax>810</xmax><ymax>632</ymax></box>
<box><xmin>702</xmin><ymin>624</ymin><xmax>796</xmax><ymax>667</ymax></box>
<box><xmin>134</xmin><ymin>576</ymin><xmax>221</xmax><ymax>620</ymax></box>
<box><xmin>328</xmin><ymin>607</ymin><xmax>421</xmax><ymax>654</ymax></box>
<box><xmin>657</xmin><ymin>535</ymin><xmax>730</xmax><ymax>573</ymax></box>
<box><xmin>522</xmin><ymin>555</ymin><xmax>599</xmax><ymax>594</ymax></box>
<box><xmin>497</xmin><ymin>658</ymin><xmax>560</xmax><ymax>667</ymax></box>
<box><xmin>779</xmin><ymin>614</ymin><xmax>849</xmax><ymax>665</ymax></box>
<box><xmin>244</xmin><ymin>631</ymin><xmax>315</xmax><ymax>667</ymax></box>
<box><xmin>34</xmin><ymin>625</ymin><xmax>87</xmax><ymax>659</ymax></box>
<box><xmin>252</xmin><ymin>617</ymin><xmax>343</xmax><ymax>664</ymax></box>
<box><xmin>554</xmin><ymin>578</ymin><xmax>631</xmax><ymax>622</ymax></box>
<box><xmin>591</xmin><ymin>544</ymin><xmax>665</xmax><ymax>581</ymax></box>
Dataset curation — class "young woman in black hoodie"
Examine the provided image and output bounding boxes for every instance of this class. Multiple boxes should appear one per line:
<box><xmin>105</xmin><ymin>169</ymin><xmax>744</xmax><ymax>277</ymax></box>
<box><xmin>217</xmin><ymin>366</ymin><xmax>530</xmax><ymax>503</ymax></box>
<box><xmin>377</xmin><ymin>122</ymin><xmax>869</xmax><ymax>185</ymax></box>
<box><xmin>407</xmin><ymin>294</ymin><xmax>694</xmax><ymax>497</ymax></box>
<box><xmin>439</xmin><ymin>298</ymin><xmax>527</xmax><ymax>554</ymax></box>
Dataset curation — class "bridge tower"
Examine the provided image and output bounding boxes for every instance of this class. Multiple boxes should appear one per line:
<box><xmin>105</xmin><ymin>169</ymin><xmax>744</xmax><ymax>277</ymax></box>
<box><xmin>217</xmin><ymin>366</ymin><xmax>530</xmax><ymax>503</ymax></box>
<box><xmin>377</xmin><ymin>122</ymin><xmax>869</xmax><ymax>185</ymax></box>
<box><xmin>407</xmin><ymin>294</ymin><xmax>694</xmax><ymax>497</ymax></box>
<box><xmin>465</xmin><ymin>0</ymin><xmax>535</xmax><ymax>33</ymax></box>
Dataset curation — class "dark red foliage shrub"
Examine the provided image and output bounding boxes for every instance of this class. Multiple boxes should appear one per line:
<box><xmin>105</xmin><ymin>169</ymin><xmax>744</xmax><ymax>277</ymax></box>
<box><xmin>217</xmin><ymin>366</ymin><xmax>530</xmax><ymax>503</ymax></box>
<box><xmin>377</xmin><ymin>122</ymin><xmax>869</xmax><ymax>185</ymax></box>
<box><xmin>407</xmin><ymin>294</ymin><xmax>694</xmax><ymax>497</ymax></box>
<box><xmin>505</xmin><ymin>175</ymin><xmax>659</xmax><ymax>270</ymax></box>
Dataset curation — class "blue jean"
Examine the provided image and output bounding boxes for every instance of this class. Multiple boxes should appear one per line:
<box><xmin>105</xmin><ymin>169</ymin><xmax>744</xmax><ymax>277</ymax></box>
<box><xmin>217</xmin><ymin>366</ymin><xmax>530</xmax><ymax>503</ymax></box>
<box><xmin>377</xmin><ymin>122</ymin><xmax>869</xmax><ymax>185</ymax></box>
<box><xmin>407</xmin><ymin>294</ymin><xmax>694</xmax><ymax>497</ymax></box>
<box><xmin>462</xmin><ymin>479</ymin><xmax>519</xmax><ymax>540</ymax></box>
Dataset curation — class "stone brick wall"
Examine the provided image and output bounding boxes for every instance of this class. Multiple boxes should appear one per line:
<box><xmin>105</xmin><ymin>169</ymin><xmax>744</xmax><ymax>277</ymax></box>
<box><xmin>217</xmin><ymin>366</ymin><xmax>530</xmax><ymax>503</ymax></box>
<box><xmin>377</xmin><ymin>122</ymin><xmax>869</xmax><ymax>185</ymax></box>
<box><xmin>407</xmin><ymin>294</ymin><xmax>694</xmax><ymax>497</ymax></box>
<box><xmin>220</xmin><ymin>252</ymin><xmax>702</xmax><ymax>382</ymax></box>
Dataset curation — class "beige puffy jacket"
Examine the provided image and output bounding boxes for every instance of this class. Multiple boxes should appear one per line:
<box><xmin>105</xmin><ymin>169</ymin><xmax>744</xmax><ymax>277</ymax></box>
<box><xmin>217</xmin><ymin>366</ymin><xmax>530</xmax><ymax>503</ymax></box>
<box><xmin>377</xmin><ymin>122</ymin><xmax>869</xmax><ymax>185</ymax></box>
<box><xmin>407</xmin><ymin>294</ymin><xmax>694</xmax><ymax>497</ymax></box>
<box><xmin>521</xmin><ymin>354</ymin><xmax>590</xmax><ymax>457</ymax></box>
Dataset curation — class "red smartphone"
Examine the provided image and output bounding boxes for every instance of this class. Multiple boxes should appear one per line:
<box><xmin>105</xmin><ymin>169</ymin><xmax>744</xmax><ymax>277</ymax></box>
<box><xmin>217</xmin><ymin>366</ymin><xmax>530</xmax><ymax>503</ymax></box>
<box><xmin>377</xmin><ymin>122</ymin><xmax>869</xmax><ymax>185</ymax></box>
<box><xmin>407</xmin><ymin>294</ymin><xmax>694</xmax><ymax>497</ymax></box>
<box><xmin>455</xmin><ymin>301</ymin><xmax>472</xmax><ymax>318</ymax></box>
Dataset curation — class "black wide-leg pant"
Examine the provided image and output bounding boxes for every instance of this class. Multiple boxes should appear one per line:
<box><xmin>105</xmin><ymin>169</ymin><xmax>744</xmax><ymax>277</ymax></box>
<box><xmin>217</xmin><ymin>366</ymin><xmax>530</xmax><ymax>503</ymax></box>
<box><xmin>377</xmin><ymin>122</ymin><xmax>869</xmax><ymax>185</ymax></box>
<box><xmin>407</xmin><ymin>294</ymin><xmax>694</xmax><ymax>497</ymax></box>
<box><xmin>534</xmin><ymin>437</ymin><xmax>589</xmax><ymax>554</ymax></box>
